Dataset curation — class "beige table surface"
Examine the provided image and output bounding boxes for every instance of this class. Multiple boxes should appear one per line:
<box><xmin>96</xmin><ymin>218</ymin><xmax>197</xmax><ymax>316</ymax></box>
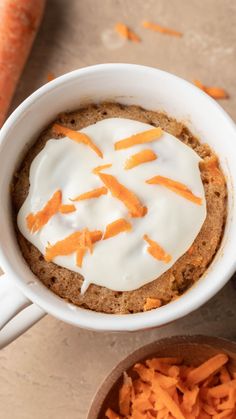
<box><xmin>1</xmin><ymin>1</ymin><xmax>236</xmax><ymax>418</ymax></box>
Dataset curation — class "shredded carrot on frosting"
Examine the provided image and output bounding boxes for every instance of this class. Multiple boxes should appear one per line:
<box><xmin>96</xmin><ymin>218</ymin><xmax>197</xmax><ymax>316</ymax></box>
<box><xmin>144</xmin><ymin>234</ymin><xmax>171</xmax><ymax>263</ymax></box>
<box><xmin>26</xmin><ymin>190</ymin><xmax>62</xmax><ymax>233</ymax></box>
<box><xmin>59</xmin><ymin>204</ymin><xmax>76</xmax><ymax>214</ymax></box>
<box><xmin>194</xmin><ymin>80</ymin><xmax>229</xmax><ymax>100</ymax></box>
<box><xmin>142</xmin><ymin>20</ymin><xmax>183</xmax><ymax>37</ymax></box>
<box><xmin>45</xmin><ymin>229</ymin><xmax>102</xmax><ymax>264</ymax></box>
<box><xmin>114</xmin><ymin>127</ymin><xmax>163</xmax><ymax>150</ymax></box>
<box><xmin>124</xmin><ymin>149</ymin><xmax>157</xmax><ymax>169</ymax></box>
<box><xmin>104</xmin><ymin>218</ymin><xmax>132</xmax><ymax>239</ymax></box>
<box><xmin>52</xmin><ymin>123</ymin><xmax>103</xmax><ymax>158</ymax></box>
<box><xmin>98</xmin><ymin>172</ymin><xmax>147</xmax><ymax>218</ymax></box>
<box><xmin>115</xmin><ymin>22</ymin><xmax>141</xmax><ymax>42</ymax></box>
<box><xmin>71</xmin><ymin>187</ymin><xmax>107</xmax><ymax>201</ymax></box>
<box><xmin>92</xmin><ymin>164</ymin><xmax>112</xmax><ymax>174</ymax></box>
<box><xmin>146</xmin><ymin>175</ymin><xmax>202</xmax><ymax>205</ymax></box>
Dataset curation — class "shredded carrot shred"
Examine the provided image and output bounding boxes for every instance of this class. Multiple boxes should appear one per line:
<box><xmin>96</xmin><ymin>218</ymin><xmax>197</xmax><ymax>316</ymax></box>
<box><xmin>115</xmin><ymin>22</ymin><xmax>141</xmax><ymax>42</ymax></box>
<box><xmin>142</xmin><ymin>20</ymin><xmax>183</xmax><ymax>37</ymax></box>
<box><xmin>76</xmin><ymin>247</ymin><xmax>86</xmax><ymax>268</ymax></box>
<box><xmin>115</xmin><ymin>127</ymin><xmax>162</xmax><ymax>150</ymax></box>
<box><xmin>144</xmin><ymin>234</ymin><xmax>171</xmax><ymax>263</ymax></box>
<box><xmin>92</xmin><ymin>164</ymin><xmax>112</xmax><ymax>174</ymax></box>
<box><xmin>105</xmin><ymin>352</ymin><xmax>236</xmax><ymax>419</ymax></box>
<box><xmin>71</xmin><ymin>187</ymin><xmax>107</xmax><ymax>201</ymax></box>
<box><xmin>194</xmin><ymin>80</ymin><xmax>229</xmax><ymax>100</ymax></box>
<box><xmin>59</xmin><ymin>204</ymin><xmax>76</xmax><ymax>214</ymax></box>
<box><xmin>146</xmin><ymin>175</ymin><xmax>202</xmax><ymax>205</ymax></box>
<box><xmin>47</xmin><ymin>72</ymin><xmax>55</xmax><ymax>82</ymax></box>
<box><xmin>186</xmin><ymin>354</ymin><xmax>229</xmax><ymax>386</ymax></box>
<box><xmin>105</xmin><ymin>408</ymin><xmax>121</xmax><ymax>419</ymax></box>
<box><xmin>45</xmin><ymin>229</ymin><xmax>102</xmax><ymax>264</ymax></box>
<box><xmin>98</xmin><ymin>173</ymin><xmax>147</xmax><ymax>218</ymax></box>
<box><xmin>52</xmin><ymin>123</ymin><xmax>103</xmax><ymax>158</ymax></box>
<box><xmin>26</xmin><ymin>190</ymin><xmax>62</xmax><ymax>233</ymax></box>
<box><xmin>143</xmin><ymin>297</ymin><xmax>162</xmax><ymax>311</ymax></box>
<box><xmin>103</xmin><ymin>218</ymin><xmax>132</xmax><ymax>240</ymax></box>
<box><xmin>119</xmin><ymin>372</ymin><xmax>132</xmax><ymax>416</ymax></box>
<box><xmin>124</xmin><ymin>149</ymin><xmax>157</xmax><ymax>170</ymax></box>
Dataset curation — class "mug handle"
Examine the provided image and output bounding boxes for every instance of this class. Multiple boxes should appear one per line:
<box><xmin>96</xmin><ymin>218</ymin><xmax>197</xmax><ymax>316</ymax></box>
<box><xmin>0</xmin><ymin>273</ymin><xmax>46</xmax><ymax>349</ymax></box>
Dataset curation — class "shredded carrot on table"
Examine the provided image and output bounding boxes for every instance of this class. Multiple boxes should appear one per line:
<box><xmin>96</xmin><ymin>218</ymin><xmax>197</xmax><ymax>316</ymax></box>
<box><xmin>124</xmin><ymin>149</ymin><xmax>157</xmax><ymax>170</ymax></box>
<box><xmin>105</xmin><ymin>352</ymin><xmax>236</xmax><ymax>419</ymax></box>
<box><xmin>115</xmin><ymin>127</ymin><xmax>162</xmax><ymax>150</ymax></box>
<box><xmin>115</xmin><ymin>22</ymin><xmax>141</xmax><ymax>42</ymax></box>
<box><xmin>144</xmin><ymin>234</ymin><xmax>171</xmax><ymax>263</ymax></box>
<box><xmin>146</xmin><ymin>175</ymin><xmax>202</xmax><ymax>205</ymax></box>
<box><xmin>142</xmin><ymin>20</ymin><xmax>183</xmax><ymax>37</ymax></box>
<box><xmin>193</xmin><ymin>80</ymin><xmax>229</xmax><ymax>100</ymax></box>
<box><xmin>98</xmin><ymin>173</ymin><xmax>147</xmax><ymax>218</ymax></box>
<box><xmin>71</xmin><ymin>187</ymin><xmax>107</xmax><ymax>201</ymax></box>
<box><xmin>26</xmin><ymin>190</ymin><xmax>62</xmax><ymax>233</ymax></box>
<box><xmin>92</xmin><ymin>164</ymin><xmax>112</xmax><ymax>174</ymax></box>
<box><xmin>143</xmin><ymin>297</ymin><xmax>162</xmax><ymax>311</ymax></box>
<box><xmin>59</xmin><ymin>204</ymin><xmax>76</xmax><ymax>214</ymax></box>
<box><xmin>47</xmin><ymin>72</ymin><xmax>55</xmax><ymax>82</ymax></box>
<box><xmin>52</xmin><ymin>123</ymin><xmax>103</xmax><ymax>158</ymax></box>
<box><xmin>103</xmin><ymin>218</ymin><xmax>132</xmax><ymax>240</ymax></box>
<box><xmin>45</xmin><ymin>229</ymin><xmax>102</xmax><ymax>265</ymax></box>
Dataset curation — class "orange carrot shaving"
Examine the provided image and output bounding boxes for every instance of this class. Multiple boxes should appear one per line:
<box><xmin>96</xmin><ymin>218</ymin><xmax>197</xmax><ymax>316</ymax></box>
<box><xmin>52</xmin><ymin>123</ymin><xmax>103</xmax><ymax>158</ymax></box>
<box><xmin>103</xmin><ymin>218</ymin><xmax>132</xmax><ymax>240</ymax></box>
<box><xmin>142</xmin><ymin>21</ymin><xmax>183</xmax><ymax>37</ymax></box>
<box><xmin>115</xmin><ymin>127</ymin><xmax>162</xmax><ymax>150</ymax></box>
<box><xmin>47</xmin><ymin>72</ymin><xmax>55</xmax><ymax>82</ymax></box>
<box><xmin>144</xmin><ymin>234</ymin><xmax>171</xmax><ymax>263</ymax></box>
<box><xmin>26</xmin><ymin>190</ymin><xmax>62</xmax><ymax>233</ymax></box>
<box><xmin>146</xmin><ymin>175</ymin><xmax>202</xmax><ymax>205</ymax></box>
<box><xmin>152</xmin><ymin>382</ymin><xmax>185</xmax><ymax>419</ymax></box>
<box><xmin>45</xmin><ymin>229</ymin><xmax>102</xmax><ymax>263</ymax></box>
<box><xmin>119</xmin><ymin>372</ymin><xmax>132</xmax><ymax>416</ymax></box>
<box><xmin>187</xmin><ymin>354</ymin><xmax>229</xmax><ymax>386</ymax></box>
<box><xmin>194</xmin><ymin>80</ymin><xmax>229</xmax><ymax>100</ymax></box>
<box><xmin>71</xmin><ymin>187</ymin><xmax>107</xmax><ymax>201</ymax></box>
<box><xmin>207</xmin><ymin>380</ymin><xmax>236</xmax><ymax>398</ymax></box>
<box><xmin>76</xmin><ymin>247</ymin><xmax>86</xmax><ymax>268</ymax></box>
<box><xmin>115</xmin><ymin>22</ymin><xmax>141</xmax><ymax>42</ymax></box>
<box><xmin>125</xmin><ymin>149</ymin><xmax>157</xmax><ymax>170</ymax></box>
<box><xmin>219</xmin><ymin>366</ymin><xmax>231</xmax><ymax>384</ymax></box>
<box><xmin>143</xmin><ymin>297</ymin><xmax>162</xmax><ymax>311</ymax></box>
<box><xmin>92</xmin><ymin>164</ymin><xmax>112</xmax><ymax>174</ymax></box>
<box><xmin>98</xmin><ymin>173</ymin><xmax>147</xmax><ymax>218</ymax></box>
<box><xmin>105</xmin><ymin>408</ymin><xmax>121</xmax><ymax>419</ymax></box>
<box><xmin>106</xmin><ymin>353</ymin><xmax>236</xmax><ymax>418</ymax></box>
<box><xmin>59</xmin><ymin>204</ymin><xmax>76</xmax><ymax>214</ymax></box>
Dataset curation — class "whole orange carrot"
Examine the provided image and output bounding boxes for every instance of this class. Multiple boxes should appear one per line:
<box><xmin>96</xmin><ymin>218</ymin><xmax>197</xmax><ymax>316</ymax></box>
<box><xmin>0</xmin><ymin>0</ymin><xmax>46</xmax><ymax>126</ymax></box>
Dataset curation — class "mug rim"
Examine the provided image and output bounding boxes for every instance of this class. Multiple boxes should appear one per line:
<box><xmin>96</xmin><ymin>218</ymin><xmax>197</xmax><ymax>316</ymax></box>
<box><xmin>0</xmin><ymin>63</ymin><xmax>236</xmax><ymax>332</ymax></box>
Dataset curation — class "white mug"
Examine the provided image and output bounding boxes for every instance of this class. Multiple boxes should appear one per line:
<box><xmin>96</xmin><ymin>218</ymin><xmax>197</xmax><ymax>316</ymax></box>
<box><xmin>0</xmin><ymin>64</ymin><xmax>236</xmax><ymax>349</ymax></box>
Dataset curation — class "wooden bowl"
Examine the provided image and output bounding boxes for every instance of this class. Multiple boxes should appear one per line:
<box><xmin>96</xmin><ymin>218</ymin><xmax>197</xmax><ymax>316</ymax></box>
<box><xmin>87</xmin><ymin>335</ymin><xmax>236</xmax><ymax>419</ymax></box>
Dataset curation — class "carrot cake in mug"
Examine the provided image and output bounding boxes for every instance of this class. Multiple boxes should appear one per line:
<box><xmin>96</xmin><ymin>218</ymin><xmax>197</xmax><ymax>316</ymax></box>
<box><xmin>11</xmin><ymin>103</ymin><xmax>227</xmax><ymax>314</ymax></box>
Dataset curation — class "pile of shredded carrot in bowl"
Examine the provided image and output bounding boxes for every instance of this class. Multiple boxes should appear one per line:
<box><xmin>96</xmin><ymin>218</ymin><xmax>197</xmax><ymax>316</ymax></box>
<box><xmin>105</xmin><ymin>353</ymin><xmax>236</xmax><ymax>418</ymax></box>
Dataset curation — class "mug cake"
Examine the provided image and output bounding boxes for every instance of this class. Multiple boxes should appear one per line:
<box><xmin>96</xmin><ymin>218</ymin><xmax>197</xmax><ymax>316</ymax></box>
<box><xmin>11</xmin><ymin>103</ymin><xmax>227</xmax><ymax>314</ymax></box>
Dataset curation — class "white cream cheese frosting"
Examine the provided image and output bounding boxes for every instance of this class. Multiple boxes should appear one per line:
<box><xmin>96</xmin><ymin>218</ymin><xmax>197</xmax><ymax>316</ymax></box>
<box><xmin>17</xmin><ymin>118</ymin><xmax>206</xmax><ymax>292</ymax></box>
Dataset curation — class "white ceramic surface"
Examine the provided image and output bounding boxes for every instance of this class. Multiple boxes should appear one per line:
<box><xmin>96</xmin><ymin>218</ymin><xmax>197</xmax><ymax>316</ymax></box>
<box><xmin>0</xmin><ymin>64</ymin><xmax>235</xmax><ymax>348</ymax></box>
